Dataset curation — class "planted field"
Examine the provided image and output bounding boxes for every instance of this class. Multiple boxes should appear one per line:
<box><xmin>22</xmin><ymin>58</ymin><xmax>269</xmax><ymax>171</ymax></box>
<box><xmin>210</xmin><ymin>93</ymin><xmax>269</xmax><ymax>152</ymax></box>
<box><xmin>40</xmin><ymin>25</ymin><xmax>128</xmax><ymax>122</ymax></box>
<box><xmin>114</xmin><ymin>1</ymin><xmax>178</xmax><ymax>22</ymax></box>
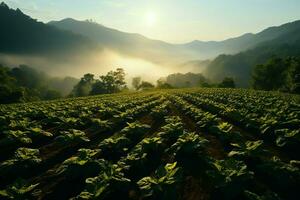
<box><xmin>0</xmin><ymin>88</ymin><xmax>299</xmax><ymax>200</ymax></box>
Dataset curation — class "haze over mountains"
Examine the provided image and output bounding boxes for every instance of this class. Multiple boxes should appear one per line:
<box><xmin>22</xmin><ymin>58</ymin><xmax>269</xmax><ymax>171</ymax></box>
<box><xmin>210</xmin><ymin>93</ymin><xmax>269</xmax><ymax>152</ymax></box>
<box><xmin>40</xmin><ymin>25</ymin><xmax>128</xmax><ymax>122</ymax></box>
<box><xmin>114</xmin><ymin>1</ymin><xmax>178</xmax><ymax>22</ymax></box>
<box><xmin>0</xmin><ymin>2</ymin><xmax>300</xmax><ymax>86</ymax></box>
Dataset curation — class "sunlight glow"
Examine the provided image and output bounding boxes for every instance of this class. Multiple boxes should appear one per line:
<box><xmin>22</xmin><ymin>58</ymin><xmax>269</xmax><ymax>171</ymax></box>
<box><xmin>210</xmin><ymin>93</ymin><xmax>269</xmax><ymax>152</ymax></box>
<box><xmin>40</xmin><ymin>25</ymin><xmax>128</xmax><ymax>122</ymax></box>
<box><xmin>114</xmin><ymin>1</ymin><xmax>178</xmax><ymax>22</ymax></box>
<box><xmin>145</xmin><ymin>11</ymin><xmax>157</xmax><ymax>27</ymax></box>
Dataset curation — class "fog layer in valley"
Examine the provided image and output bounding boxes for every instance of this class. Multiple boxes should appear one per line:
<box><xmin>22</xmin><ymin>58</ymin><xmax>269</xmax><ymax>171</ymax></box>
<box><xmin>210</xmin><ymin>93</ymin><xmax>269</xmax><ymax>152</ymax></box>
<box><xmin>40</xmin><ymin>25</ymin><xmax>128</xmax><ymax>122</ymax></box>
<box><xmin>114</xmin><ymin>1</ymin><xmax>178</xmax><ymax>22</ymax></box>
<box><xmin>0</xmin><ymin>48</ymin><xmax>206</xmax><ymax>84</ymax></box>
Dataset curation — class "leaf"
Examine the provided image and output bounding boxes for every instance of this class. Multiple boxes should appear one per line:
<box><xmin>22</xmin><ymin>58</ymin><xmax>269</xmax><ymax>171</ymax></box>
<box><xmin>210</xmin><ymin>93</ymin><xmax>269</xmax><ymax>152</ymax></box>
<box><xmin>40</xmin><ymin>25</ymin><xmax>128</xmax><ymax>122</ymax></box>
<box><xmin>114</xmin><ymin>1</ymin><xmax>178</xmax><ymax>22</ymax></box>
<box><xmin>228</xmin><ymin>150</ymin><xmax>243</xmax><ymax>157</ymax></box>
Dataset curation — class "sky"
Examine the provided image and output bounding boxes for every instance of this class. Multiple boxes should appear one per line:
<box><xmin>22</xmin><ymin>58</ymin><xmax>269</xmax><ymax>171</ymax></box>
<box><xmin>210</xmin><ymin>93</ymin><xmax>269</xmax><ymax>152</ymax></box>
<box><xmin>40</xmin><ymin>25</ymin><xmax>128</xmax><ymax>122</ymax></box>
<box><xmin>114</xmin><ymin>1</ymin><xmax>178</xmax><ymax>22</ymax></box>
<box><xmin>4</xmin><ymin>0</ymin><xmax>300</xmax><ymax>43</ymax></box>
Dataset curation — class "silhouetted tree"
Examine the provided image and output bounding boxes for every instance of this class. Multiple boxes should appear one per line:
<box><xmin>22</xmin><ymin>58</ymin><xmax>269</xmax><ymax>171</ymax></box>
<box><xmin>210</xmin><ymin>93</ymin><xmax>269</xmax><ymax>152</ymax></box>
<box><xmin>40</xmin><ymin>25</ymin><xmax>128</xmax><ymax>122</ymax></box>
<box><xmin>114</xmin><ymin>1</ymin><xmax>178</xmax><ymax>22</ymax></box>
<box><xmin>219</xmin><ymin>77</ymin><xmax>236</xmax><ymax>88</ymax></box>
<box><xmin>0</xmin><ymin>64</ymin><xmax>63</xmax><ymax>103</ymax></box>
<box><xmin>251</xmin><ymin>57</ymin><xmax>287</xmax><ymax>91</ymax></box>
<box><xmin>90</xmin><ymin>68</ymin><xmax>127</xmax><ymax>95</ymax></box>
<box><xmin>139</xmin><ymin>81</ymin><xmax>154</xmax><ymax>90</ymax></box>
<box><xmin>165</xmin><ymin>72</ymin><xmax>207</xmax><ymax>88</ymax></box>
<box><xmin>156</xmin><ymin>79</ymin><xmax>173</xmax><ymax>89</ymax></box>
<box><xmin>132</xmin><ymin>77</ymin><xmax>141</xmax><ymax>90</ymax></box>
<box><xmin>72</xmin><ymin>73</ymin><xmax>95</xmax><ymax>97</ymax></box>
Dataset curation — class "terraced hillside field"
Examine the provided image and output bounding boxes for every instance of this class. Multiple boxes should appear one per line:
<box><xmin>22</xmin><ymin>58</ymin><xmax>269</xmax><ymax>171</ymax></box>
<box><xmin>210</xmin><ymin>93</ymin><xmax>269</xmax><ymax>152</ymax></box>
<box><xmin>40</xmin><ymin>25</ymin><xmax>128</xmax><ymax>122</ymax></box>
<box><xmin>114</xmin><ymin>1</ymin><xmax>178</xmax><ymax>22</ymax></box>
<box><xmin>0</xmin><ymin>88</ymin><xmax>299</xmax><ymax>200</ymax></box>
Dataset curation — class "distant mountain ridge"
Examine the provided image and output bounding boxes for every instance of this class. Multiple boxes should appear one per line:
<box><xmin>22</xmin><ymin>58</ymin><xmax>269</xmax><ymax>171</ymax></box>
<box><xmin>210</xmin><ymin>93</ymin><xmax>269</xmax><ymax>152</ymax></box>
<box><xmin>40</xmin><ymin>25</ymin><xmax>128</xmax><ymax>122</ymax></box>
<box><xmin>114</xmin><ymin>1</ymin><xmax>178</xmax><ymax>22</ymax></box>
<box><xmin>0</xmin><ymin>2</ymin><xmax>98</xmax><ymax>57</ymax></box>
<box><xmin>49</xmin><ymin>17</ymin><xmax>300</xmax><ymax>62</ymax></box>
<box><xmin>180</xmin><ymin>20</ymin><xmax>300</xmax><ymax>58</ymax></box>
<box><xmin>48</xmin><ymin>18</ymin><xmax>190</xmax><ymax>64</ymax></box>
<box><xmin>204</xmin><ymin>21</ymin><xmax>300</xmax><ymax>87</ymax></box>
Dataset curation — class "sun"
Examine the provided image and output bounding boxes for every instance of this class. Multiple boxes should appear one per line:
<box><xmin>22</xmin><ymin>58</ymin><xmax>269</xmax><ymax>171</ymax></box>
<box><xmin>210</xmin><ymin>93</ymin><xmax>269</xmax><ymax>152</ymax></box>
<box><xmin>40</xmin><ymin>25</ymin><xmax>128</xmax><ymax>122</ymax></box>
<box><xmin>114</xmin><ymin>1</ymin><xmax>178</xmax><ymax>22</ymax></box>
<box><xmin>145</xmin><ymin>11</ymin><xmax>157</xmax><ymax>26</ymax></box>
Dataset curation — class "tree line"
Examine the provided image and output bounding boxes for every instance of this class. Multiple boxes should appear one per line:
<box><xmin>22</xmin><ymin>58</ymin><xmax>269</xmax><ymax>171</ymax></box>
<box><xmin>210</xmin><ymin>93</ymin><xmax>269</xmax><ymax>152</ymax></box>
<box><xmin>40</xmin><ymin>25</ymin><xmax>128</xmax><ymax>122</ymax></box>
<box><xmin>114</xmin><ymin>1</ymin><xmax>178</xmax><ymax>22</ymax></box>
<box><xmin>251</xmin><ymin>56</ymin><xmax>300</xmax><ymax>93</ymax></box>
<box><xmin>1</xmin><ymin>55</ymin><xmax>298</xmax><ymax>104</ymax></box>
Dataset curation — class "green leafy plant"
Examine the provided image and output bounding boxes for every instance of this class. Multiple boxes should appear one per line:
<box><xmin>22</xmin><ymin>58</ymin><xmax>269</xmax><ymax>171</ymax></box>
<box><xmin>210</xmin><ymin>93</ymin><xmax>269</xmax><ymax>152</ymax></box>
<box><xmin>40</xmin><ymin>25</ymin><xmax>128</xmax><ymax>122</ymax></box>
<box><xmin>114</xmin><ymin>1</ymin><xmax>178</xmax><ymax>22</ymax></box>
<box><xmin>158</xmin><ymin>116</ymin><xmax>184</xmax><ymax>143</ymax></box>
<box><xmin>167</xmin><ymin>132</ymin><xmax>208</xmax><ymax>170</ymax></box>
<box><xmin>228</xmin><ymin>140</ymin><xmax>265</xmax><ymax>159</ymax></box>
<box><xmin>118</xmin><ymin>137</ymin><xmax>164</xmax><ymax>179</ymax></box>
<box><xmin>137</xmin><ymin>162</ymin><xmax>182</xmax><ymax>200</ymax></box>
<box><xmin>244</xmin><ymin>190</ymin><xmax>282</xmax><ymax>200</ymax></box>
<box><xmin>89</xmin><ymin>118</ymin><xmax>112</xmax><ymax>130</ymax></box>
<box><xmin>120</xmin><ymin>121</ymin><xmax>150</xmax><ymax>142</ymax></box>
<box><xmin>209</xmin><ymin>122</ymin><xmax>242</xmax><ymax>143</ymax></box>
<box><xmin>3</xmin><ymin>130</ymin><xmax>32</xmax><ymax>144</ymax></box>
<box><xmin>57</xmin><ymin>149</ymin><xmax>102</xmax><ymax>178</ymax></box>
<box><xmin>196</xmin><ymin>112</ymin><xmax>219</xmax><ymax>130</ymax></box>
<box><xmin>0</xmin><ymin>178</ymin><xmax>39</xmax><ymax>200</ymax></box>
<box><xmin>55</xmin><ymin>129</ymin><xmax>90</xmax><ymax>144</ymax></box>
<box><xmin>29</xmin><ymin>127</ymin><xmax>53</xmax><ymax>137</ymax></box>
<box><xmin>0</xmin><ymin>148</ymin><xmax>42</xmax><ymax>178</ymax></box>
<box><xmin>257</xmin><ymin>156</ymin><xmax>300</xmax><ymax>197</ymax></box>
<box><xmin>207</xmin><ymin>158</ymin><xmax>254</xmax><ymax>200</ymax></box>
<box><xmin>74</xmin><ymin>162</ymin><xmax>132</xmax><ymax>200</ymax></box>
<box><xmin>98</xmin><ymin>136</ymin><xmax>130</xmax><ymax>158</ymax></box>
<box><xmin>275</xmin><ymin>128</ymin><xmax>299</xmax><ymax>148</ymax></box>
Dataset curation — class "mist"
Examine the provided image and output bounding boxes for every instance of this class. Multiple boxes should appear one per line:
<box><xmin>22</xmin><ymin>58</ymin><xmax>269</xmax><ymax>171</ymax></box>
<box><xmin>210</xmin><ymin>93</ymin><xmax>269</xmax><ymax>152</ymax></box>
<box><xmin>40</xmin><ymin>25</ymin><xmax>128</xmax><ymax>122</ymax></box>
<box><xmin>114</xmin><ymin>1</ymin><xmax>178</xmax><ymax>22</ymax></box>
<box><xmin>0</xmin><ymin>48</ymin><xmax>205</xmax><ymax>85</ymax></box>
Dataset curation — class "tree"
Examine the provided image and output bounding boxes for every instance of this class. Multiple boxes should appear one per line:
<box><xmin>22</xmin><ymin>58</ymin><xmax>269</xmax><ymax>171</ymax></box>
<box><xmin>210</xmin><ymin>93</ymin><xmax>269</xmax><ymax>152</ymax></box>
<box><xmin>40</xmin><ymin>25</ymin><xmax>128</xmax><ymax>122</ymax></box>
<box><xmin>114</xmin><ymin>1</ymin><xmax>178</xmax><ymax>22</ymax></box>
<box><xmin>132</xmin><ymin>77</ymin><xmax>141</xmax><ymax>90</ymax></box>
<box><xmin>90</xmin><ymin>68</ymin><xmax>127</xmax><ymax>95</ymax></box>
<box><xmin>139</xmin><ymin>81</ymin><xmax>154</xmax><ymax>90</ymax></box>
<box><xmin>219</xmin><ymin>77</ymin><xmax>236</xmax><ymax>88</ymax></box>
<box><xmin>71</xmin><ymin>73</ymin><xmax>95</xmax><ymax>97</ymax></box>
<box><xmin>285</xmin><ymin>57</ymin><xmax>300</xmax><ymax>93</ymax></box>
<box><xmin>251</xmin><ymin>57</ymin><xmax>287</xmax><ymax>91</ymax></box>
<box><xmin>43</xmin><ymin>89</ymin><xmax>62</xmax><ymax>100</ymax></box>
<box><xmin>156</xmin><ymin>79</ymin><xmax>173</xmax><ymax>89</ymax></box>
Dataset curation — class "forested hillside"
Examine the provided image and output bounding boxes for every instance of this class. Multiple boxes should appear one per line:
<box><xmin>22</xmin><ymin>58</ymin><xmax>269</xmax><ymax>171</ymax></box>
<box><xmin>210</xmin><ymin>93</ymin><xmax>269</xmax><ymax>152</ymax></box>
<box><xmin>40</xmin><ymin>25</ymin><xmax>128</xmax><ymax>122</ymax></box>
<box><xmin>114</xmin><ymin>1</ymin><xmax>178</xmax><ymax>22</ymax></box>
<box><xmin>0</xmin><ymin>2</ymin><xmax>97</xmax><ymax>57</ymax></box>
<box><xmin>204</xmin><ymin>21</ymin><xmax>300</xmax><ymax>87</ymax></box>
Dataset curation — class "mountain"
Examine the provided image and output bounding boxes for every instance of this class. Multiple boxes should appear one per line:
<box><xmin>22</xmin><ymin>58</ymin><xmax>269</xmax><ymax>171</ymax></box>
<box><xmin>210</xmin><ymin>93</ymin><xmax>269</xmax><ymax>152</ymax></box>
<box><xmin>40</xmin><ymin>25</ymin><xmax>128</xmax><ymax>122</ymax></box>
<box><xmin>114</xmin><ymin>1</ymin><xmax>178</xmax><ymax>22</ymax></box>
<box><xmin>0</xmin><ymin>2</ymin><xmax>97</xmax><ymax>57</ymax></box>
<box><xmin>204</xmin><ymin>20</ymin><xmax>300</xmax><ymax>87</ymax></box>
<box><xmin>180</xmin><ymin>20</ymin><xmax>300</xmax><ymax>59</ymax></box>
<box><xmin>48</xmin><ymin>18</ymin><xmax>190</xmax><ymax>64</ymax></box>
<box><xmin>49</xmin><ymin>17</ymin><xmax>300</xmax><ymax>65</ymax></box>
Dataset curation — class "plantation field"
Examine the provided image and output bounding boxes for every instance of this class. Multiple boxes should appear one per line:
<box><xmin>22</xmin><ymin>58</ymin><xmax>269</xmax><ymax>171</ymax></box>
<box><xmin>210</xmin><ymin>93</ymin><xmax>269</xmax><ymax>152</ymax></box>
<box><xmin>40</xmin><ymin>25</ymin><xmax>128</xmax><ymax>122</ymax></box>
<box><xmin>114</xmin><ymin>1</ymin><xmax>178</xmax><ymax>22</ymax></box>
<box><xmin>0</xmin><ymin>88</ymin><xmax>299</xmax><ymax>200</ymax></box>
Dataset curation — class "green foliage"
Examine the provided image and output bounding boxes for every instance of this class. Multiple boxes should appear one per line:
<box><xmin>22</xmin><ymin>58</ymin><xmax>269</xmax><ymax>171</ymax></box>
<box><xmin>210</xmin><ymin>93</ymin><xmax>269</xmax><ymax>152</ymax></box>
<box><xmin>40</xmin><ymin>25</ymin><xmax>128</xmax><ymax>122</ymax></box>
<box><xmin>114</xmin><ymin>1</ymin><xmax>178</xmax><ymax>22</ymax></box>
<box><xmin>167</xmin><ymin>132</ymin><xmax>208</xmax><ymax>166</ymax></box>
<box><xmin>0</xmin><ymin>87</ymin><xmax>299</xmax><ymax>199</ymax></box>
<box><xmin>132</xmin><ymin>76</ymin><xmax>141</xmax><ymax>90</ymax></box>
<box><xmin>72</xmin><ymin>73</ymin><xmax>95</xmax><ymax>97</ymax></box>
<box><xmin>251</xmin><ymin>56</ymin><xmax>300</xmax><ymax>93</ymax></box>
<box><xmin>209</xmin><ymin>122</ymin><xmax>242</xmax><ymax>143</ymax></box>
<box><xmin>275</xmin><ymin>129</ymin><xmax>299</xmax><ymax>147</ymax></box>
<box><xmin>90</xmin><ymin>68</ymin><xmax>127</xmax><ymax>95</ymax></box>
<box><xmin>120</xmin><ymin>121</ymin><xmax>151</xmax><ymax>141</ymax></box>
<box><xmin>208</xmin><ymin>158</ymin><xmax>254</xmax><ymax>199</ymax></box>
<box><xmin>228</xmin><ymin>140</ymin><xmax>265</xmax><ymax>158</ymax></box>
<box><xmin>219</xmin><ymin>77</ymin><xmax>236</xmax><ymax>88</ymax></box>
<box><xmin>0</xmin><ymin>178</ymin><xmax>39</xmax><ymax>200</ymax></box>
<box><xmin>75</xmin><ymin>162</ymin><xmax>132</xmax><ymax>199</ymax></box>
<box><xmin>55</xmin><ymin>129</ymin><xmax>90</xmax><ymax>145</ymax></box>
<box><xmin>258</xmin><ymin>156</ymin><xmax>300</xmax><ymax>183</ymax></box>
<box><xmin>164</xmin><ymin>72</ymin><xmax>207</xmax><ymax>88</ymax></box>
<box><xmin>0</xmin><ymin>65</ymin><xmax>65</xmax><ymax>103</ymax></box>
<box><xmin>4</xmin><ymin>130</ymin><xmax>32</xmax><ymax>144</ymax></box>
<box><xmin>0</xmin><ymin>148</ymin><xmax>42</xmax><ymax>175</ymax></box>
<box><xmin>57</xmin><ymin>149</ymin><xmax>103</xmax><ymax>179</ymax></box>
<box><xmin>137</xmin><ymin>162</ymin><xmax>182</xmax><ymax>200</ymax></box>
<box><xmin>98</xmin><ymin>136</ymin><xmax>131</xmax><ymax>157</ymax></box>
<box><xmin>139</xmin><ymin>81</ymin><xmax>155</xmax><ymax>90</ymax></box>
<box><xmin>158</xmin><ymin>116</ymin><xmax>184</xmax><ymax>142</ymax></box>
<box><xmin>244</xmin><ymin>190</ymin><xmax>282</xmax><ymax>200</ymax></box>
<box><xmin>252</xmin><ymin>57</ymin><xmax>287</xmax><ymax>91</ymax></box>
<box><xmin>156</xmin><ymin>80</ymin><xmax>173</xmax><ymax>89</ymax></box>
